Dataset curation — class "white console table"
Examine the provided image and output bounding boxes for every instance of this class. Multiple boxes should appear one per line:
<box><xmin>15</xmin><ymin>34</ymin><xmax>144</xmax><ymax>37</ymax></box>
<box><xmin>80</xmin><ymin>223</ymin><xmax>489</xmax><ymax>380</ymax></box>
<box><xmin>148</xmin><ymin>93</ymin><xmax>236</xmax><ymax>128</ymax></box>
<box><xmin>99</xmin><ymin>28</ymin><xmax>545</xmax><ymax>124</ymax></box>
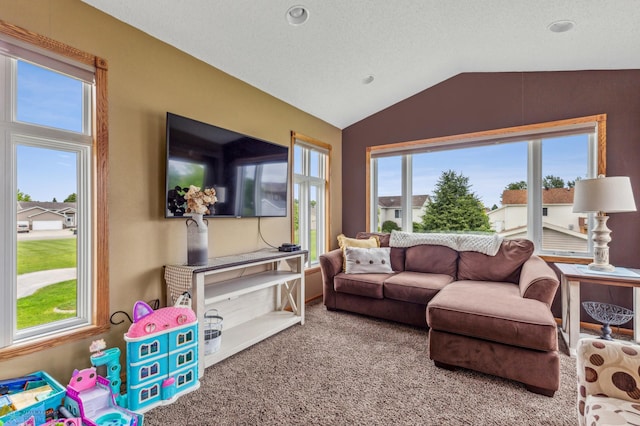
<box><xmin>165</xmin><ymin>249</ymin><xmax>306</xmax><ymax>377</ymax></box>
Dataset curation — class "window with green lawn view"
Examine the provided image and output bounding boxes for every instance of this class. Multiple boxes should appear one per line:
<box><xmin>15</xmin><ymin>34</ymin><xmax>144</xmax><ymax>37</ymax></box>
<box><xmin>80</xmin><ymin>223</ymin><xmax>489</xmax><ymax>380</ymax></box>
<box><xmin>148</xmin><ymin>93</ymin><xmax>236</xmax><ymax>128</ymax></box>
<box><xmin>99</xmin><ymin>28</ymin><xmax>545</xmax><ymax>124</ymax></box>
<box><xmin>369</xmin><ymin>116</ymin><xmax>604</xmax><ymax>258</ymax></box>
<box><xmin>293</xmin><ymin>134</ymin><xmax>330</xmax><ymax>267</ymax></box>
<box><xmin>0</xmin><ymin>35</ymin><xmax>96</xmax><ymax>349</ymax></box>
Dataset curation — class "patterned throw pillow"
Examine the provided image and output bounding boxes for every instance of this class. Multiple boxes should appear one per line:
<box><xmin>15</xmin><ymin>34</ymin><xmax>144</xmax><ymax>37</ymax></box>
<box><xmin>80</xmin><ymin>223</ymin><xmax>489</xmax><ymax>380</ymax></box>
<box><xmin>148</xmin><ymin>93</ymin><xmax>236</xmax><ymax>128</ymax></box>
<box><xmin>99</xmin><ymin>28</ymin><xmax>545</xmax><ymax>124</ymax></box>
<box><xmin>577</xmin><ymin>338</ymin><xmax>640</xmax><ymax>425</ymax></box>
<box><xmin>337</xmin><ymin>234</ymin><xmax>380</xmax><ymax>271</ymax></box>
<box><xmin>344</xmin><ymin>247</ymin><xmax>393</xmax><ymax>274</ymax></box>
<box><xmin>584</xmin><ymin>395</ymin><xmax>640</xmax><ymax>425</ymax></box>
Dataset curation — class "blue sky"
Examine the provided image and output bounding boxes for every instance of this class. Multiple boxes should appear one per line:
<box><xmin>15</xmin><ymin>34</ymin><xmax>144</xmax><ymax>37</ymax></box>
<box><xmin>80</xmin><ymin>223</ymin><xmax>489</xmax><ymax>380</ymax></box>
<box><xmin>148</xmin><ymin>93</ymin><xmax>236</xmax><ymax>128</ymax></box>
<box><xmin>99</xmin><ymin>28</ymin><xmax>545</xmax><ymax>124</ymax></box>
<box><xmin>377</xmin><ymin>134</ymin><xmax>588</xmax><ymax>208</ymax></box>
<box><xmin>16</xmin><ymin>60</ymin><xmax>81</xmax><ymax>202</ymax></box>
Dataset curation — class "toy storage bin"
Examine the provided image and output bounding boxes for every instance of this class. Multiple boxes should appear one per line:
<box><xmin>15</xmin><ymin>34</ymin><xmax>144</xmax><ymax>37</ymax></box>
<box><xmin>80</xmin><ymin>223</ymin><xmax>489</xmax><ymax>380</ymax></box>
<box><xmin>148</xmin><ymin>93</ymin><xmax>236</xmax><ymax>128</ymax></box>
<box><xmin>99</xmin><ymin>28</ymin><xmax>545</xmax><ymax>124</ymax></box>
<box><xmin>0</xmin><ymin>371</ymin><xmax>65</xmax><ymax>426</ymax></box>
<box><xmin>204</xmin><ymin>309</ymin><xmax>223</xmax><ymax>355</ymax></box>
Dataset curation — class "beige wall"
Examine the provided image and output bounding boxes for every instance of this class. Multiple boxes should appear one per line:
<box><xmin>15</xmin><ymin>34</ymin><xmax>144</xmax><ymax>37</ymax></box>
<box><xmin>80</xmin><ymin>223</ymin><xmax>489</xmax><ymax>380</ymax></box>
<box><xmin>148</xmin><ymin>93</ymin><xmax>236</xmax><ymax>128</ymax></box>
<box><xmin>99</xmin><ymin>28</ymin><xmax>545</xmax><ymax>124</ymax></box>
<box><xmin>1</xmin><ymin>0</ymin><xmax>342</xmax><ymax>382</ymax></box>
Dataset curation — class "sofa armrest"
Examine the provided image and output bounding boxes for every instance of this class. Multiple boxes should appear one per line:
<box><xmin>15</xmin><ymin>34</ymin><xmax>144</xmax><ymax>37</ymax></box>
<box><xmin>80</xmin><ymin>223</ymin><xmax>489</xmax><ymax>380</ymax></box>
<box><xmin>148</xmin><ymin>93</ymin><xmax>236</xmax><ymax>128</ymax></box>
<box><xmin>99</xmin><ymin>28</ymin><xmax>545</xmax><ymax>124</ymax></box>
<box><xmin>319</xmin><ymin>249</ymin><xmax>343</xmax><ymax>309</ymax></box>
<box><xmin>518</xmin><ymin>255</ymin><xmax>559</xmax><ymax>306</ymax></box>
<box><xmin>577</xmin><ymin>338</ymin><xmax>640</xmax><ymax>424</ymax></box>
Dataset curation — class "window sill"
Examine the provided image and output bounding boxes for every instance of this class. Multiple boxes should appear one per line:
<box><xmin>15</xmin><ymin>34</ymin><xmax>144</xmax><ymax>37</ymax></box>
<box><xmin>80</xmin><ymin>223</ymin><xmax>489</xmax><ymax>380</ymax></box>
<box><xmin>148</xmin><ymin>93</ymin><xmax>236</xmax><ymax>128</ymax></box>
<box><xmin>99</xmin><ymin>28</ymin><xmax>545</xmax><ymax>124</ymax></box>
<box><xmin>304</xmin><ymin>265</ymin><xmax>321</xmax><ymax>275</ymax></box>
<box><xmin>0</xmin><ymin>323</ymin><xmax>109</xmax><ymax>361</ymax></box>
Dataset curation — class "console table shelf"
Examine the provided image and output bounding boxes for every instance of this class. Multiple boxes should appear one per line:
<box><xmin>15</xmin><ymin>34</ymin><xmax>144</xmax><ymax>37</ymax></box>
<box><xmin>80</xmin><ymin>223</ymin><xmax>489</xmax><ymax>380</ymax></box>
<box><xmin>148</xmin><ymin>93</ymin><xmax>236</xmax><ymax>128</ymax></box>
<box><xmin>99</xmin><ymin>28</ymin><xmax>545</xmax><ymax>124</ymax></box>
<box><xmin>204</xmin><ymin>311</ymin><xmax>301</xmax><ymax>366</ymax></box>
<box><xmin>165</xmin><ymin>249</ymin><xmax>306</xmax><ymax>377</ymax></box>
<box><xmin>203</xmin><ymin>270</ymin><xmax>302</xmax><ymax>304</ymax></box>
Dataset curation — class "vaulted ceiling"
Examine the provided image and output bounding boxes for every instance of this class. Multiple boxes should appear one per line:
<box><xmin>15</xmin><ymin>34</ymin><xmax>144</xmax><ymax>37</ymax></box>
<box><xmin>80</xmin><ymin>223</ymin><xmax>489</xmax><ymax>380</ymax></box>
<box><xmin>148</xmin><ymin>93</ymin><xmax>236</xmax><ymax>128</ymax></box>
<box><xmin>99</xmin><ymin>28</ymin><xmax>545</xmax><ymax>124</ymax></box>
<box><xmin>81</xmin><ymin>0</ymin><xmax>640</xmax><ymax>129</ymax></box>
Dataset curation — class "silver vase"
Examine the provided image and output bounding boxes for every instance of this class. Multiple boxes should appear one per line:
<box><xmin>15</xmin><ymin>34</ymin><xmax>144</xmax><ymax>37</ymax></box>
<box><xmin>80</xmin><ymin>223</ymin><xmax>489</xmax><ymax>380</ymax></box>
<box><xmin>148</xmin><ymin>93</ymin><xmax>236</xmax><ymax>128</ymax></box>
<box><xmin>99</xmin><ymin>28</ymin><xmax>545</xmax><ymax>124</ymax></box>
<box><xmin>186</xmin><ymin>213</ymin><xmax>208</xmax><ymax>266</ymax></box>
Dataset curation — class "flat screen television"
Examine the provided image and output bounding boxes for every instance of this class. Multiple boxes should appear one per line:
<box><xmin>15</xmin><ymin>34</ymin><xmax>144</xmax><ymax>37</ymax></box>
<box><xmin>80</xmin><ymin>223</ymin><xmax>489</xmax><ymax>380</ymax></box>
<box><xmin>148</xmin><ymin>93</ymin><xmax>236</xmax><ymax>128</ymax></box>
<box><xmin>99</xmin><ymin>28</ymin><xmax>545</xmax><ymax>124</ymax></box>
<box><xmin>165</xmin><ymin>112</ymin><xmax>289</xmax><ymax>218</ymax></box>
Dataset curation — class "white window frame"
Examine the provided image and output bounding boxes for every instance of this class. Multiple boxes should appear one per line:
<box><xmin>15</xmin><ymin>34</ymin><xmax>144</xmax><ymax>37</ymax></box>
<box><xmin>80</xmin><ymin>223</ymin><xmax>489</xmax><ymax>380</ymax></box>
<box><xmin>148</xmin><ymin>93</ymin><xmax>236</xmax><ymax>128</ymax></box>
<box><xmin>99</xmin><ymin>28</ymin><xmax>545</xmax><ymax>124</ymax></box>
<box><xmin>367</xmin><ymin>115</ymin><xmax>606</xmax><ymax>260</ymax></box>
<box><xmin>10</xmin><ymin>134</ymin><xmax>93</xmax><ymax>342</ymax></box>
<box><xmin>1</xmin><ymin>55</ymin><xmax>93</xmax><ymax>346</ymax></box>
<box><xmin>0</xmin><ymin>21</ymin><xmax>109</xmax><ymax>359</ymax></box>
<box><xmin>292</xmin><ymin>133</ymin><xmax>330</xmax><ymax>268</ymax></box>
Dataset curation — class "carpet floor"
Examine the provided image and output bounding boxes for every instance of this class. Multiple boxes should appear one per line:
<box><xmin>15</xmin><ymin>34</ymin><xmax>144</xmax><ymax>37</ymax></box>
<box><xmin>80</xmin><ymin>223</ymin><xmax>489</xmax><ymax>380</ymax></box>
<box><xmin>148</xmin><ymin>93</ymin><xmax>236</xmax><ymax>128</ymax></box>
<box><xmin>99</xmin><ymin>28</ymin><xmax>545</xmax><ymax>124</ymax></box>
<box><xmin>144</xmin><ymin>301</ymin><xmax>577</xmax><ymax>425</ymax></box>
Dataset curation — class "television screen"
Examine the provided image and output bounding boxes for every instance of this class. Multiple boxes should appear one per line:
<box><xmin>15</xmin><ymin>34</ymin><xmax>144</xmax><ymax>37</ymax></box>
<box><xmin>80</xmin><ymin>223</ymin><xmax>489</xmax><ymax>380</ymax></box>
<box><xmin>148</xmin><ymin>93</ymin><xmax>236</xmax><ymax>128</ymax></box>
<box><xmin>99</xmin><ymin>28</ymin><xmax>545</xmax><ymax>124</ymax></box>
<box><xmin>165</xmin><ymin>112</ymin><xmax>289</xmax><ymax>218</ymax></box>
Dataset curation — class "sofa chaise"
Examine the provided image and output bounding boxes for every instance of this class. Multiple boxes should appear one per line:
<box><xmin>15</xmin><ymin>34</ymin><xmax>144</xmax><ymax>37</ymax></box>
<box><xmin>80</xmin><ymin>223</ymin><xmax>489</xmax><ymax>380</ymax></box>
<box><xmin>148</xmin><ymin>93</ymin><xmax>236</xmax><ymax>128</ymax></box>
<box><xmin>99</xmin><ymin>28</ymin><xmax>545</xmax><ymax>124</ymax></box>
<box><xmin>319</xmin><ymin>231</ymin><xmax>560</xmax><ymax>396</ymax></box>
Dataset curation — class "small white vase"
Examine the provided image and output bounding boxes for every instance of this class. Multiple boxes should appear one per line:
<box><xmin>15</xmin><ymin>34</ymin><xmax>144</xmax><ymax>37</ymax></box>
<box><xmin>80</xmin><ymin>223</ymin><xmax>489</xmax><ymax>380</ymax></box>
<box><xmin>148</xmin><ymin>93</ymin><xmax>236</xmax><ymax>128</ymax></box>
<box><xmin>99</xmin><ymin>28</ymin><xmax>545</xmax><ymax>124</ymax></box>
<box><xmin>186</xmin><ymin>213</ymin><xmax>208</xmax><ymax>266</ymax></box>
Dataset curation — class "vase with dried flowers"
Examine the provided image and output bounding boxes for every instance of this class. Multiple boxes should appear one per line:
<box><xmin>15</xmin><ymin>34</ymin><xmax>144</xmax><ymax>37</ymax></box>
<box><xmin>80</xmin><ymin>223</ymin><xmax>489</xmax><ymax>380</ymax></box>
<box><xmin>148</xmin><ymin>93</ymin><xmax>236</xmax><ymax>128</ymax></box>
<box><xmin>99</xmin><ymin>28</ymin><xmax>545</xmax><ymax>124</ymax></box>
<box><xmin>184</xmin><ymin>185</ymin><xmax>217</xmax><ymax>266</ymax></box>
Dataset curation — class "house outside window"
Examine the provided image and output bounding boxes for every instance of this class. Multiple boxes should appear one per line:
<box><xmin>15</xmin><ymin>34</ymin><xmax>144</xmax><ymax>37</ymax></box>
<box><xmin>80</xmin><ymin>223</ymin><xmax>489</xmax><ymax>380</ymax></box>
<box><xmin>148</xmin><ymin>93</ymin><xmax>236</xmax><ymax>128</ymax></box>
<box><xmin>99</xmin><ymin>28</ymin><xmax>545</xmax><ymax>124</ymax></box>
<box><xmin>367</xmin><ymin>115</ymin><xmax>605</xmax><ymax>259</ymax></box>
<box><xmin>0</xmin><ymin>22</ymin><xmax>108</xmax><ymax>356</ymax></box>
<box><xmin>292</xmin><ymin>133</ymin><xmax>330</xmax><ymax>267</ymax></box>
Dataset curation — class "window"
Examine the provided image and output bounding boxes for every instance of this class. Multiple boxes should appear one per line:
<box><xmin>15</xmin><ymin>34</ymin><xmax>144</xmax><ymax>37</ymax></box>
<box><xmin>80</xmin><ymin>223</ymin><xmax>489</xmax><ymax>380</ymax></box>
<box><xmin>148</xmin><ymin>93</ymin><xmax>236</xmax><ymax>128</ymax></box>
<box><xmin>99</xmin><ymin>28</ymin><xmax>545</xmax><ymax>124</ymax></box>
<box><xmin>177</xmin><ymin>371</ymin><xmax>195</xmax><ymax>387</ymax></box>
<box><xmin>177</xmin><ymin>330</ymin><xmax>194</xmax><ymax>345</ymax></box>
<box><xmin>140</xmin><ymin>363</ymin><xmax>159</xmax><ymax>380</ymax></box>
<box><xmin>178</xmin><ymin>350</ymin><xmax>194</xmax><ymax>366</ymax></box>
<box><xmin>292</xmin><ymin>133</ymin><xmax>331</xmax><ymax>267</ymax></box>
<box><xmin>140</xmin><ymin>341</ymin><xmax>160</xmax><ymax>358</ymax></box>
<box><xmin>0</xmin><ymin>22</ymin><xmax>108</xmax><ymax>358</ymax></box>
<box><xmin>140</xmin><ymin>384</ymin><xmax>159</xmax><ymax>401</ymax></box>
<box><xmin>367</xmin><ymin>115</ymin><xmax>606</xmax><ymax>259</ymax></box>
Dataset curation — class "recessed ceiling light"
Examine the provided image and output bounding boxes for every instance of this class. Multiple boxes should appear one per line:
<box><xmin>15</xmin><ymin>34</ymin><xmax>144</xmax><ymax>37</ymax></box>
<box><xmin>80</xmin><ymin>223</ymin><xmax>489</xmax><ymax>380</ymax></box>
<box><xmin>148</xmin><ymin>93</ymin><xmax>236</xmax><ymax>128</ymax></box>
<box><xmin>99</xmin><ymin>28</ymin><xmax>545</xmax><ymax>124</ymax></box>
<box><xmin>362</xmin><ymin>75</ymin><xmax>375</xmax><ymax>85</ymax></box>
<box><xmin>286</xmin><ymin>5</ymin><xmax>309</xmax><ymax>26</ymax></box>
<box><xmin>548</xmin><ymin>20</ymin><xmax>575</xmax><ymax>33</ymax></box>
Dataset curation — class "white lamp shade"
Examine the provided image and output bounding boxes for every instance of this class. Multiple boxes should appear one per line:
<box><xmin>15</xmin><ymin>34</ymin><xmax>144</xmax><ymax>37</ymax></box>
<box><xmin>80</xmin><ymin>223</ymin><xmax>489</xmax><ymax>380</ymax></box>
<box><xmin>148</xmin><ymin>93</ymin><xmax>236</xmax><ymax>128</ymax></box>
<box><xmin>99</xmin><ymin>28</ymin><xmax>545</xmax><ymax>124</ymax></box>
<box><xmin>572</xmin><ymin>176</ymin><xmax>637</xmax><ymax>213</ymax></box>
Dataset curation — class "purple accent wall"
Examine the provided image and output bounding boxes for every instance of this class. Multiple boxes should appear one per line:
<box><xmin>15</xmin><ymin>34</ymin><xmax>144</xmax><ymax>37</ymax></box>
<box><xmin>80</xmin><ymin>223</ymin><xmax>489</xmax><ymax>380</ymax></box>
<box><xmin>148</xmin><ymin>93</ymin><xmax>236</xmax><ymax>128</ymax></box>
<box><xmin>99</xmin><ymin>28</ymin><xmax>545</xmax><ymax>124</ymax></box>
<box><xmin>342</xmin><ymin>71</ymin><xmax>640</xmax><ymax>321</ymax></box>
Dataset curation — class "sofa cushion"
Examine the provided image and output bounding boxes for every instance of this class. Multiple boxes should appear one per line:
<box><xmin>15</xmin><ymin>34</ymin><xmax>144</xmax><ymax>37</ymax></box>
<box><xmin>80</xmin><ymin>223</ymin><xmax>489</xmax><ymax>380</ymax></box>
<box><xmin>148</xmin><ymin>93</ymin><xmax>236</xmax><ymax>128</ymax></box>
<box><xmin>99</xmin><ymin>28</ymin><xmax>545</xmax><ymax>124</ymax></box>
<box><xmin>334</xmin><ymin>272</ymin><xmax>392</xmax><ymax>299</ymax></box>
<box><xmin>356</xmin><ymin>232</ymin><xmax>407</xmax><ymax>272</ymax></box>
<box><xmin>577</xmin><ymin>338</ymin><xmax>640</xmax><ymax>424</ymax></box>
<box><xmin>337</xmin><ymin>234</ymin><xmax>380</xmax><ymax>271</ymax></box>
<box><xmin>584</xmin><ymin>395</ymin><xmax>640</xmax><ymax>425</ymax></box>
<box><xmin>427</xmin><ymin>280</ymin><xmax>558</xmax><ymax>351</ymax></box>
<box><xmin>356</xmin><ymin>231</ymin><xmax>390</xmax><ymax>247</ymax></box>
<box><xmin>404</xmin><ymin>245</ymin><xmax>458</xmax><ymax>277</ymax></box>
<box><xmin>457</xmin><ymin>238</ymin><xmax>534</xmax><ymax>284</ymax></box>
<box><xmin>383</xmin><ymin>271</ymin><xmax>454</xmax><ymax>304</ymax></box>
<box><xmin>345</xmin><ymin>247</ymin><xmax>393</xmax><ymax>274</ymax></box>
<box><xmin>518</xmin><ymin>255</ymin><xmax>559</xmax><ymax>306</ymax></box>
<box><xmin>338</xmin><ymin>234</ymin><xmax>379</xmax><ymax>250</ymax></box>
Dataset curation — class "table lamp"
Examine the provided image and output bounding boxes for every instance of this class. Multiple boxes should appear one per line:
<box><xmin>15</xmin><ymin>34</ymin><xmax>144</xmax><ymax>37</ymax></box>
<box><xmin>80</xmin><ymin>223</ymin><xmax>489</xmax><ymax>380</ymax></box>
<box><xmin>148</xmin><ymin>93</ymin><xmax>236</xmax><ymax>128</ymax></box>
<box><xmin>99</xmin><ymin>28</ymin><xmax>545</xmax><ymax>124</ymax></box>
<box><xmin>572</xmin><ymin>175</ymin><xmax>637</xmax><ymax>271</ymax></box>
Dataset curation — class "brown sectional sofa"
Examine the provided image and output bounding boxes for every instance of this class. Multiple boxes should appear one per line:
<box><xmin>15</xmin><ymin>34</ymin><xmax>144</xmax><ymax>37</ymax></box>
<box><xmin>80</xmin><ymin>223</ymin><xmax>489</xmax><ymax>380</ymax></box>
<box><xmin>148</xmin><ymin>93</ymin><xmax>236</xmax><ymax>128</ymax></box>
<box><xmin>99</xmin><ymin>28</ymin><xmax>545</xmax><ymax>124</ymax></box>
<box><xmin>319</xmin><ymin>232</ymin><xmax>561</xmax><ymax>396</ymax></box>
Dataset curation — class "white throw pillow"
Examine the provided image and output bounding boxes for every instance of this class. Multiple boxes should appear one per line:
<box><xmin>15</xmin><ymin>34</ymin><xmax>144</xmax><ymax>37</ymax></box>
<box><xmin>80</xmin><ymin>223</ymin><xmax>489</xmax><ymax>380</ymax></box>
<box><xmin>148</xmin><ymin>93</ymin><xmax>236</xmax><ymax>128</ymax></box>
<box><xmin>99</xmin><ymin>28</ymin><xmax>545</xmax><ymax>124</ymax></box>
<box><xmin>344</xmin><ymin>247</ymin><xmax>393</xmax><ymax>274</ymax></box>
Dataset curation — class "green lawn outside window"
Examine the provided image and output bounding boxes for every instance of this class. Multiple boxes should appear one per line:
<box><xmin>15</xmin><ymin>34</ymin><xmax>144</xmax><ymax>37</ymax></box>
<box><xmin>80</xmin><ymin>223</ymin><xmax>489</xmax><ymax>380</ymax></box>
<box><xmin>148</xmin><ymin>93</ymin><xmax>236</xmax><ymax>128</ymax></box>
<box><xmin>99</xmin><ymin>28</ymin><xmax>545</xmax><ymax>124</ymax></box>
<box><xmin>17</xmin><ymin>238</ymin><xmax>77</xmax><ymax>328</ymax></box>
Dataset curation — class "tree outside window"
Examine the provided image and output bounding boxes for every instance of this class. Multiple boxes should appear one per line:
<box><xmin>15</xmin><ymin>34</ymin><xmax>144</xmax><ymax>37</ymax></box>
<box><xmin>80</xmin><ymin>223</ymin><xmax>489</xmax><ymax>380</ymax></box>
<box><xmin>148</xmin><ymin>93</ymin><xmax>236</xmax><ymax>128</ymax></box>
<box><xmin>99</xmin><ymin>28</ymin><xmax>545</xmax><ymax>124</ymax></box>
<box><xmin>368</xmin><ymin>116</ymin><xmax>603</xmax><ymax>258</ymax></box>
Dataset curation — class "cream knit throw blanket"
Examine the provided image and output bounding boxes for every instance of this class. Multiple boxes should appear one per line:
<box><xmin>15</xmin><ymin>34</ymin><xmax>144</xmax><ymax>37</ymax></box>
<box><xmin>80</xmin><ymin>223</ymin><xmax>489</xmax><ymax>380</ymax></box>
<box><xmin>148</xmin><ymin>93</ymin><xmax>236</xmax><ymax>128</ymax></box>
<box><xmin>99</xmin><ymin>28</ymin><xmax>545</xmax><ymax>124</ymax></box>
<box><xmin>389</xmin><ymin>231</ymin><xmax>503</xmax><ymax>256</ymax></box>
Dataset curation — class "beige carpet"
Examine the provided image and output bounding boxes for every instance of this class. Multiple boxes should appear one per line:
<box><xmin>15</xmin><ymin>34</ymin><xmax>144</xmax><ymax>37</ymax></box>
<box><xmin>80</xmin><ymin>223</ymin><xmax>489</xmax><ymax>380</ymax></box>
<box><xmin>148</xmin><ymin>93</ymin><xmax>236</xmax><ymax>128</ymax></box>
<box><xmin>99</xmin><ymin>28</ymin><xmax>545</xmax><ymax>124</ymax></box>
<box><xmin>144</xmin><ymin>301</ymin><xmax>577</xmax><ymax>425</ymax></box>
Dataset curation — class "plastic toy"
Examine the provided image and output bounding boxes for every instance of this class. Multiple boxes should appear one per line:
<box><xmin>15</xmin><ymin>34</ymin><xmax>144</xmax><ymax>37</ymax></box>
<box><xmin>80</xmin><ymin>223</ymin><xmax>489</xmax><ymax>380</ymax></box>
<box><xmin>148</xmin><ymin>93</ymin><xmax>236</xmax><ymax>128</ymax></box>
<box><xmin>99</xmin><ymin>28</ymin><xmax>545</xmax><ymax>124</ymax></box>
<box><xmin>0</xmin><ymin>395</ymin><xmax>13</xmax><ymax>416</ymax></box>
<box><xmin>59</xmin><ymin>297</ymin><xmax>200</xmax><ymax>424</ymax></box>
<box><xmin>89</xmin><ymin>340</ymin><xmax>125</xmax><ymax>407</ymax></box>
<box><xmin>124</xmin><ymin>299</ymin><xmax>200</xmax><ymax>412</ymax></box>
<box><xmin>0</xmin><ymin>371</ymin><xmax>64</xmax><ymax>426</ymax></box>
<box><xmin>41</xmin><ymin>418</ymin><xmax>82</xmax><ymax>425</ymax></box>
<box><xmin>0</xmin><ymin>376</ymin><xmax>42</xmax><ymax>394</ymax></box>
<box><xmin>64</xmin><ymin>367</ymin><xmax>141</xmax><ymax>426</ymax></box>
